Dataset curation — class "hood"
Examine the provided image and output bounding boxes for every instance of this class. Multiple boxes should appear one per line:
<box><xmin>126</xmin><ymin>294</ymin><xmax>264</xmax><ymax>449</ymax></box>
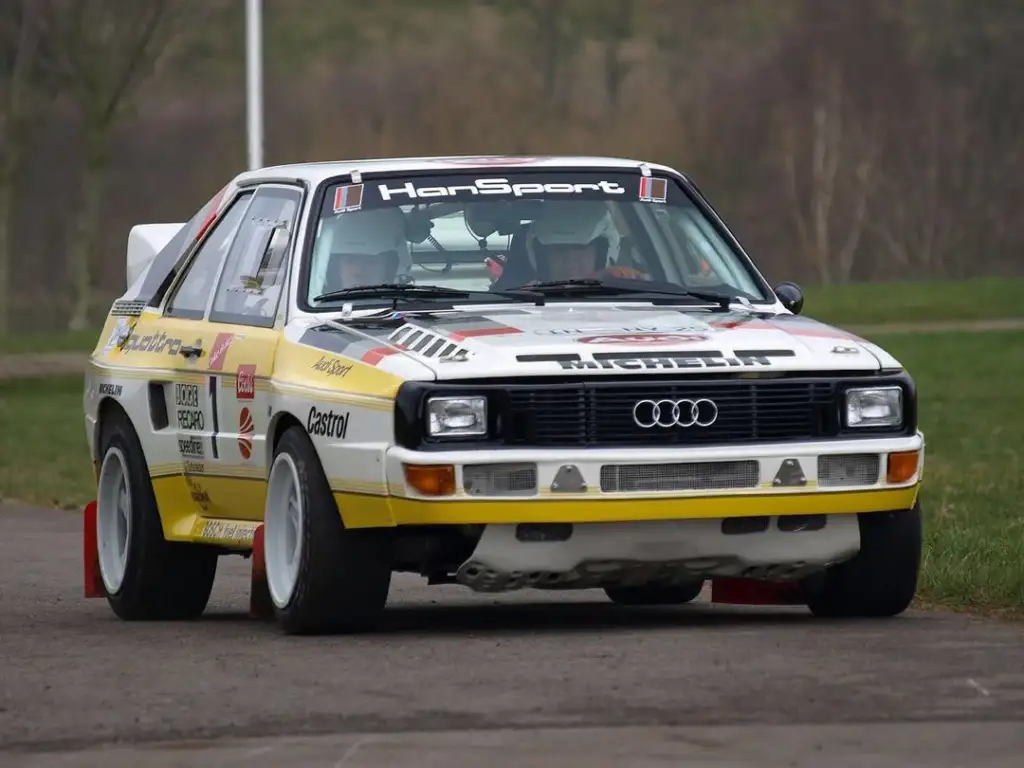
<box><xmin>290</xmin><ymin>304</ymin><xmax>900</xmax><ymax>380</ymax></box>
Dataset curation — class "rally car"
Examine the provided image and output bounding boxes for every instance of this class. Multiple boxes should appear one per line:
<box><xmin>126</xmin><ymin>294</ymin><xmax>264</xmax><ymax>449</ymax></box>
<box><xmin>81</xmin><ymin>154</ymin><xmax>924</xmax><ymax>634</ymax></box>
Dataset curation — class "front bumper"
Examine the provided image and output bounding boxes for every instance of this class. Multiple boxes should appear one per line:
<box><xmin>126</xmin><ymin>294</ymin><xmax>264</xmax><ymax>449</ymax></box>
<box><xmin>332</xmin><ymin>432</ymin><xmax>925</xmax><ymax>528</ymax></box>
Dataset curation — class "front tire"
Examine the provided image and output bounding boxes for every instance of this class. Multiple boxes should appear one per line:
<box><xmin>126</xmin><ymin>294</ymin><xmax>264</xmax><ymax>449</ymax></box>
<box><xmin>263</xmin><ymin>425</ymin><xmax>393</xmax><ymax>635</ymax></box>
<box><xmin>805</xmin><ymin>501</ymin><xmax>923</xmax><ymax>618</ymax></box>
<box><xmin>604</xmin><ymin>580</ymin><xmax>705</xmax><ymax>606</ymax></box>
<box><xmin>96</xmin><ymin>410</ymin><xmax>218</xmax><ymax>620</ymax></box>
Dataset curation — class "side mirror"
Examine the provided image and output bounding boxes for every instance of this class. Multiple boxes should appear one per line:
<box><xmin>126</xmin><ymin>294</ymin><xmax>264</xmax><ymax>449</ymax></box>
<box><xmin>774</xmin><ymin>281</ymin><xmax>804</xmax><ymax>315</ymax></box>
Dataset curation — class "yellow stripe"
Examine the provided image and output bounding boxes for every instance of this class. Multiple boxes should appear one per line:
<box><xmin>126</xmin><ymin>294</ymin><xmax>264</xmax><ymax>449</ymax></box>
<box><xmin>338</xmin><ymin>484</ymin><xmax>920</xmax><ymax>528</ymax></box>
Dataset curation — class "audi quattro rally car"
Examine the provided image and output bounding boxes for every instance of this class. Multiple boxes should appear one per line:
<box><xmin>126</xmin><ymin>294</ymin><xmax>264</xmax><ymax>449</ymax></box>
<box><xmin>81</xmin><ymin>154</ymin><xmax>925</xmax><ymax>634</ymax></box>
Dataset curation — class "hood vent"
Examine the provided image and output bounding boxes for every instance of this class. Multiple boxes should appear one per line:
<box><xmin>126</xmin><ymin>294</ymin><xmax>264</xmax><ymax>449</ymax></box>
<box><xmin>388</xmin><ymin>324</ymin><xmax>472</xmax><ymax>360</ymax></box>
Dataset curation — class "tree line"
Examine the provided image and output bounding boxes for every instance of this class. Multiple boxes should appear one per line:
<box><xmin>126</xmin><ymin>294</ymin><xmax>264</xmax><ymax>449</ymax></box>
<box><xmin>1</xmin><ymin>0</ymin><xmax>1021</xmax><ymax>333</ymax></box>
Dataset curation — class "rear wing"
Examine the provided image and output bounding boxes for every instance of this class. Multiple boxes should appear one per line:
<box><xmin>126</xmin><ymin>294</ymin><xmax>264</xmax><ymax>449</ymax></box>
<box><xmin>126</xmin><ymin>223</ymin><xmax>184</xmax><ymax>289</ymax></box>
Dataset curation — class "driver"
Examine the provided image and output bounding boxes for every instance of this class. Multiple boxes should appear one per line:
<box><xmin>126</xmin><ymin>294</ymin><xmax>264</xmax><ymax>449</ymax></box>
<box><xmin>523</xmin><ymin>201</ymin><xmax>649</xmax><ymax>282</ymax></box>
<box><xmin>321</xmin><ymin>208</ymin><xmax>411</xmax><ymax>291</ymax></box>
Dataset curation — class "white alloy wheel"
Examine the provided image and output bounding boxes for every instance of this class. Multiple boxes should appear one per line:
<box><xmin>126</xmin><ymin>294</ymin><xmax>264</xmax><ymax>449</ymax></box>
<box><xmin>264</xmin><ymin>452</ymin><xmax>305</xmax><ymax>609</ymax></box>
<box><xmin>96</xmin><ymin>447</ymin><xmax>133</xmax><ymax>594</ymax></box>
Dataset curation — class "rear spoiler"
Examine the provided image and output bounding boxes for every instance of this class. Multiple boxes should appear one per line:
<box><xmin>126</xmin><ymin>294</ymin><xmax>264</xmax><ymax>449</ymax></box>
<box><xmin>126</xmin><ymin>222</ymin><xmax>184</xmax><ymax>289</ymax></box>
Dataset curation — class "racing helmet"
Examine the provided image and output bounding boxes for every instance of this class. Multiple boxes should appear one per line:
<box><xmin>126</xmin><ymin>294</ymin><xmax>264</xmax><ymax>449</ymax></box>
<box><xmin>319</xmin><ymin>207</ymin><xmax>412</xmax><ymax>289</ymax></box>
<box><xmin>524</xmin><ymin>201</ymin><xmax>621</xmax><ymax>279</ymax></box>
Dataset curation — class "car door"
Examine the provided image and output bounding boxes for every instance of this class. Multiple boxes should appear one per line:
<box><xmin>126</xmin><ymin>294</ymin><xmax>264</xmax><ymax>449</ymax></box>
<box><xmin>152</xmin><ymin>189</ymin><xmax>258</xmax><ymax>526</ymax></box>
<box><xmin>179</xmin><ymin>183</ymin><xmax>305</xmax><ymax>523</ymax></box>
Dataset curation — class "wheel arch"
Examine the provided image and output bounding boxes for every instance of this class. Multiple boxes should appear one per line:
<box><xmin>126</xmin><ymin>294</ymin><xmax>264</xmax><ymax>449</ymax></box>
<box><xmin>265</xmin><ymin>409</ymin><xmax>306</xmax><ymax>470</ymax></box>
<box><xmin>94</xmin><ymin>396</ymin><xmax>130</xmax><ymax>473</ymax></box>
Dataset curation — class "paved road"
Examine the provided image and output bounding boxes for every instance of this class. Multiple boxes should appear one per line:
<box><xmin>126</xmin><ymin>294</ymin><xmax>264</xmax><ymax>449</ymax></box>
<box><xmin>2</xmin><ymin>504</ymin><xmax>1023</xmax><ymax>767</ymax></box>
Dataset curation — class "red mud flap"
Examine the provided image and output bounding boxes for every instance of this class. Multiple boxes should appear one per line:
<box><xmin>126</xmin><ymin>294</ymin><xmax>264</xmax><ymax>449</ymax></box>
<box><xmin>83</xmin><ymin>499</ymin><xmax>105</xmax><ymax>599</ymax></box>
<box><xmin>711</xmin><ymin>578</ymin><xmax>805</xmax><ymax>606</ymax></box>
<box><xmin>249</xmin><ymin>524</ymin><xmax>274</xmax><ymax>620</ymax></box>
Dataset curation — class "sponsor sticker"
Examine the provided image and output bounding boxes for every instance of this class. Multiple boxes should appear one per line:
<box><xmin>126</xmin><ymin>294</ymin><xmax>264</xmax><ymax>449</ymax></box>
<box><xmin>98</xmin><ymin>382</ymin><xmax>123</xmax><ymax>397</ymax></box>
<box><xmin>183</xmin><ymin>459</ymin><xmax>205</xmax><ymax>474</ymax></box>
<box><xmin>178</xmin><ymin>435</ymin><xmax>205</xmax><ymax>459</ymax></box>
<box><xmin>333</xmin><ymin>183</ymin><xmax>364</xmax><ymax>213</ymax></box>
<box><xmin>236</xmin><ymin>364</ymin><xmax>256</xmax><ymax>400</ymax></box>
<box><xmin>533</xmin><ymin>324</ymin><xmax>710</xmax><ymax>336</ymax></box>
<box><xmin>238</xmin><ymin>407</ymin><xmax>254</xmax><ymax>460</ymax></box>
<box><xmin>434</xmin><ymin>156</ymin><xmax>541</xmax><ymax>165</ymax></box>
<box><xmin>639</xmin><ymin>176</ymin><xmax>668</xmax><ymax>203</ymax></box>
<box><xmin>307</xmin><ymin>406</ymin><xmax>350</xmax><ymax>440</ymax></box>
<box><xmin>208</xmin><ymin>332</ymin><xmax>234</xmax><ymax>370</ymax></box>
<box><xmin>577</xmin><ymin>333</ymin><xmax>709</xmax><ymax>345</ymax></box>
<box><xmin>102</xmin><ymin>318</ymin><xmax>134</xmax><ymax>354</ymax></box>
<box><xmin>197</xmin><ymin>519</ymin><xmax>259</xmax><ymax>545</ymax></box>
<box><xmin>311</xmin><ymin>356</ymin><xmax>352</xmax><ymax>377</ymax></box>
<box><xmin>185</xmin><ymin>477</ymin><xmax>211</xmax><ymax>510</ymax></box>
<box><xmin>175</xmin><ymin>383</ymin><xmax>204</xmax><ymax>431</ymax></box>
<box><xmin>558</xmin><ymin>354</ymin><xmax>774</xmax><ymax>372</ymax></box>
<box><xmin>378</xmin><ymin>177</ymin><xmax>627</xmax><ymax>202</ymax></box>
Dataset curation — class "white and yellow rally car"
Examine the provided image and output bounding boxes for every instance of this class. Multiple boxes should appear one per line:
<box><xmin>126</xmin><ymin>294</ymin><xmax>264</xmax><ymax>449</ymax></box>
<box><xmin>81</xmin><ymin>155</ymin><xmax>924</xmax><ymax>634</ymax></box>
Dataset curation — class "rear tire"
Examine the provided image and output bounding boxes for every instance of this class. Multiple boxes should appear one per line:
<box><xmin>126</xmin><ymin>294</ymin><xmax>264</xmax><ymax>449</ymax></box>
<box><xmin>263</xmin><ymin>425</ymin><xmax>393</xmax><ymax>635</ymax></box>
<box><xmin>604</xmin><ymin>580</ymin><xmax>705</xmax><ymax>606</ymax></box>
<box><xmin>805</xmin><ymin>501</ymin><xmax>922</xmax><ymax>618</ymax></box>
<box><xmin>96</xmin><ymin>409</ymin><xmax>218</xmax><ymax>620</ymax></box>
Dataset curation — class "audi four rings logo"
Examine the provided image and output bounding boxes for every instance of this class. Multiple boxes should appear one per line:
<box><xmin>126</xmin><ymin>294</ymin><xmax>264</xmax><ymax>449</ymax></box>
<box><xmin>632</xmin><ymin>398</ymin><xmax>719</xmax><ymax>428</ymax></box>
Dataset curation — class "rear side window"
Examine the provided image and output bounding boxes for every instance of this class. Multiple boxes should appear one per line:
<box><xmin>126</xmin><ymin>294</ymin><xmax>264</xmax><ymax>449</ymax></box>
<box><xmin>139</xmin><ymin>184</ymin><xmax>231</xmax><ymax>307</ymax></box>
<box><xmin>165</xmin><ymin>192</ymin><xmax>254</xmax><ymax>320</ymax></box>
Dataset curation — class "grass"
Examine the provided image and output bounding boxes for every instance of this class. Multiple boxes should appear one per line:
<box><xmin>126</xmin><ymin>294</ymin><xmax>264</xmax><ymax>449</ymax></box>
<box><xmin>863</xmin><ymin>329</ymin><xmax>1024</xmax><ymax>615</ymax></box>
<box><xmin>0</xmin><ymin>376</ymin><xmax>95</xmax><ymax>510</ymax></box>
<box><xmin>0</xmin><ymin>327</ymin><xmax>102</xmax><ymax>355</ymax></box>
<box><xmin>803</xmin><ymin>276</ymin><xmax>1024</xmax><ymax>327</ymax></box>
<box><xmin>2</xmin><ymin>329</ymin><xmax>1022</xmax><ymax>616</ymax></box>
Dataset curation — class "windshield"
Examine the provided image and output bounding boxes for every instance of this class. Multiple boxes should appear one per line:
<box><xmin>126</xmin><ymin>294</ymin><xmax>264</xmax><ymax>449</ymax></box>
<box><xmin>302</xmin><ymin>170</ymin><xmax>771</xmax><ymax>309</ymax></box>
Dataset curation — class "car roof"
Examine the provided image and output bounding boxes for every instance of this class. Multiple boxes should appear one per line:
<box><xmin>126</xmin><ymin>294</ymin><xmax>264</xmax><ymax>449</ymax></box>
<box><xmin>234</xmin><ymin>154</ymin><xmax>681</xmax><ymax>187</ymax></box>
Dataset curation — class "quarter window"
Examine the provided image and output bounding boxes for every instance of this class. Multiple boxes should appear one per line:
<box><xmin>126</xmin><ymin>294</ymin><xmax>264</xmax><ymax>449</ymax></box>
<box><xmin>165</xmin><ymin>191</ymin><xmax>254</xmax><ymax>320</ymax></box>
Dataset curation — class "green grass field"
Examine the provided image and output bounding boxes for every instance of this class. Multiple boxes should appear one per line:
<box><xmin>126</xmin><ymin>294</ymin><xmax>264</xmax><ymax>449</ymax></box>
<box><xmin>802</xmin><ymin>276</ymin><xmax>1024</xmax><ymax>326</ymax></box>
<box><xmin>1</xmin><ymin>328</ymin><xmax>1021</xmax><ymax>613</ymax></box>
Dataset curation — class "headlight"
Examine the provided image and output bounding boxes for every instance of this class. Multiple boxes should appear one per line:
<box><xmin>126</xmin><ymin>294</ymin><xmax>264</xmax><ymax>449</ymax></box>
<box><xmin>426</xmin><ymin>396</ymin><xmax>487</xmax><ymax>437</ymax></box>
<box><xmin>844</xmin><ymin>386</ymin><xmax>903</xmax><ymax>428</ymax></box>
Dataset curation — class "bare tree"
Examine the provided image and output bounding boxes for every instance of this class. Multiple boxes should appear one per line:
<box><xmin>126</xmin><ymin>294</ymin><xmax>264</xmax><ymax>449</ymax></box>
<box><xmin>38</xmin><ymin>0</ymin><xmax>199</xmax><ymax>329</ymax></box>
<box><xmin>0</xmin><ymin>0</ymin><xmax>44</xmax><ymax>335</ymax></box>
<box><xmin>775</xmin><ymin>60</ymin><xmax>881</xmax><ymax>284</ymax></box>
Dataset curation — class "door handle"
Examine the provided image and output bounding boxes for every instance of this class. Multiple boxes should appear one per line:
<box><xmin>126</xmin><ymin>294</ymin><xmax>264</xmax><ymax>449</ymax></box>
<box><xmin>178</xmin><ymin>344</ymin><xmax>203</xmax><ymax>359</ymax></box>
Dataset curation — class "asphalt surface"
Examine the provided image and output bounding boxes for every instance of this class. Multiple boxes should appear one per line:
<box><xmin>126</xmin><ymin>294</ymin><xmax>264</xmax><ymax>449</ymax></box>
<box><xmin>2</xmin><ymin>503</ymin><xmax>1023</xmax><ymax>767</ymax></box>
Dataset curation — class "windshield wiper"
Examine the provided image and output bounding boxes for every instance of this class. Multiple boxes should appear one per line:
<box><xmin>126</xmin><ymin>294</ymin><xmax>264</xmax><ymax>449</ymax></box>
<box><xmin>313</xmin><ymin>282</ymin><xmax>545</xmax><ymax>307</ymax></box>
<box><xmin>506</xmin><ymin>278</ymin><xmax>744</xmax><ymax>310</ymax></box>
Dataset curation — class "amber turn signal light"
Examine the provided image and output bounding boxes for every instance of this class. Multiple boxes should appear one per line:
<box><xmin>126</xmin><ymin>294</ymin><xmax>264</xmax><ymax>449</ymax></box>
<box><xmin>403</xmin><ymin>464</ymin><xmax>456</xmax><ymax>496</ymax></box>
<box><xmin>886</xmin><ymin>450</ymin><xmax>919</xmax><ymax>484</ymax></box>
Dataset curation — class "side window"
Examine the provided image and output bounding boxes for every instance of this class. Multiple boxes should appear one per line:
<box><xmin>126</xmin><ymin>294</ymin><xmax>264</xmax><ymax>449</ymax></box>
<box><xmin>165</xmin><ymin>192</ymin><xmax>254</xmax><ymax>320</ymax></box>
<box><xmin>209</xmin><ymin>185</ymin><xmax>303</xmax><ymax>327</ymax></box>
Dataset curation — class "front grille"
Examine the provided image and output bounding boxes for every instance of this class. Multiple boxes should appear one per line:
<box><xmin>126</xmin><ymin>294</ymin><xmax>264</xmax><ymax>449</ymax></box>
<box><xmin>600</xmin><ymin>460</ymin><xmax>760</xmax><ymax>493</ymax></box>
<box><xmin>502</xmin><ymin>379</ymin><xmax>837</xmax><ymax>448</ymax></box>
